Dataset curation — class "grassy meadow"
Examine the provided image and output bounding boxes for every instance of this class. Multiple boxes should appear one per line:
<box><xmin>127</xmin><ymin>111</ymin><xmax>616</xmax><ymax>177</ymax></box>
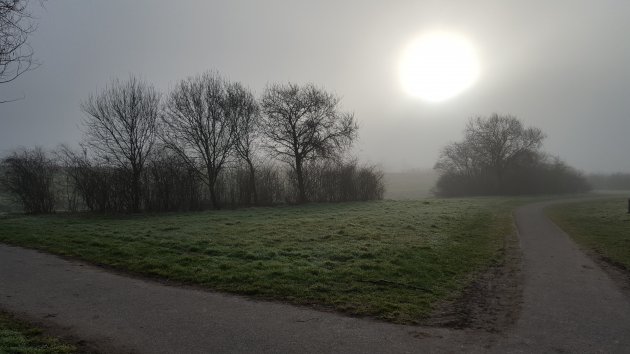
<box><xmin>0</xmin><ymin>198</ymin><xmax>525</xmax><ymax>324</ymax></box>
<box><xmin>0</xmin><ymin>311</ymin><xmax>76</xmax><ymax>354</ymax></box>
<box><xmin>547</xmin><ymin>197</ymin><xmax>630</xmax><ymax>270</ymax></box>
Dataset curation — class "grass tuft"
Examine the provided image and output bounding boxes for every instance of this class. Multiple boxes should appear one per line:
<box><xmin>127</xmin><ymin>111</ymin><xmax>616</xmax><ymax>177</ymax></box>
<box><xmin>0</xmin><ymin>311</ymin><xmax>76</xmax><ymax>353</ymax></box>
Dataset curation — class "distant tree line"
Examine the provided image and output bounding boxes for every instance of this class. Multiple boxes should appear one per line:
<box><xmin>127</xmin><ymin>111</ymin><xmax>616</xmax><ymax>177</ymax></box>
<box><xmin>587</xmin><ymin>173</ymin><xmax>630</xmax><ymax>191</ymax></box>
<box><xmin>0</xmin><ymin>73</ymin><xmax>384</xmax><ymax>213</ymax></box>
<box><xmin>434</xmin><ymin>114</ymin><xmax>590</xmax><ymax>196</ymax></box>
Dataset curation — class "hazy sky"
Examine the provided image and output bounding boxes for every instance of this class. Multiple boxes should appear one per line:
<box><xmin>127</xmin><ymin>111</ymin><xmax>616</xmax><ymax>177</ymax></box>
<box><xmin>1</xmin><ymin>0</ymin><xmax>629</xmax><ymax>173</ymax></box>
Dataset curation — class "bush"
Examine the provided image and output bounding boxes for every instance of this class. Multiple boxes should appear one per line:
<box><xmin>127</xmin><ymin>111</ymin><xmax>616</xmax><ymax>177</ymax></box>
<box><xmin>434</xmin><ymin>114</ymin><xmax>590</xmax><ymax>197</ymax></box>
<box><xmin>55</xmin><ymin>152</ymin><xmax>384</xmax><ymax>214</ymax></box>
<box><xmin>142</xmin><ymin>151</ymin><xmax>203</xmax><ymax>212</ymax></box>
<box><xmin>1</xmin><ymin>147</ymin><xmax>56</xmax><ymax>213</ymax></box>
<box><xmin>435</xmin><ymin>154</ymin><xmax>591</xmax><ymax>197</ymax></box>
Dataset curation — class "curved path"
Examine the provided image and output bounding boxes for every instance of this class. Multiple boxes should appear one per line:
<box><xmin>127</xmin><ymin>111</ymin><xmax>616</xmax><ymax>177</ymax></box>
<box><xmin>1</xmin><ymin>199</ymin><xmax>629</xmax><ymax>353</ymax></box>
<box><xmin>495</xmin><ymin>200</ymin><xmax>630</xmax><ymax>353</ymax></box>
<box><xmin>0</xmin><ymin>245</ymin><xmax>489</xmax><ymax>353</ymax></box>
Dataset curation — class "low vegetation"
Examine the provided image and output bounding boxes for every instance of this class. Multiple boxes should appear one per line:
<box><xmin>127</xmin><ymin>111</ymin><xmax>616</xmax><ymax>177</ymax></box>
<box><xmin>547</xmin><ymin>197</ymin><xmax>630</xmax><ymax>270</ymax></box>
<box><xmin>434</xmin><ymin>114</ymin><xmax>590</xmax><ymax>196</ymax></box>
<box><xmin>0</xmin><ymin>198</ymin><xmax>523</xmax><ymax>324</ymax></box>
<box><xmin>0</xmin><ymin>311</ymin><xmax>76</xmax><ymax>353</ymax></box>
<box><xmin>1</xmin><ymin>74</ymin><xmax>383</xmax><ymax>214</ymax></box>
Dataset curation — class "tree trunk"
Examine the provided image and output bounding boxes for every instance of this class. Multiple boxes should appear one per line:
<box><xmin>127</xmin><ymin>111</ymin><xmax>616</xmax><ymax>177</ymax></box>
<box><xmin>295</xmin><ymin>157</ymin><xmax>307</xmax><ymax>203</ymax></box>
<box><xmin>207</xmin><ymin>168</ymin><xmax>222</xmax><ymax>210</ymax></box>
<box><xmin>246</xmin><ymin>159</ymin><xmax>258</xmax><ymax>205</ymax></box>
<box><xmin>209</xmin><ymin>186</ymin><xmax>221</xmax><ymax>210</ymax></box>
<box><xmin>131</xmin><ymin>168</ymin><xmax>141</xmax><ymax>213</ymax></box>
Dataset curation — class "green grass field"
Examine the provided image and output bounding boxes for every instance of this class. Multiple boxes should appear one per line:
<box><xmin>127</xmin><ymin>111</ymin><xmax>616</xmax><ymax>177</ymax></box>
<box><xmin>0</xmin><ymin>311</ymin><xmax>76</xmax><ymax>354</ymax></box>
<box><xmin>547</xmin><ymin>197</ymin><xmax>630</xmax><ymax>270</ymax></box>
<box><xmin>0</xmin><ymin>198</ymin><xmax>525</xmax><ymax>324</ymax></box>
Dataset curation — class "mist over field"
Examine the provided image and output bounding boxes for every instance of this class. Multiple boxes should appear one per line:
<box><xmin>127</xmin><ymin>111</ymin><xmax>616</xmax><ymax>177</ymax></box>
<box><xmin>2</xmin><ymin>2</ymin><xmax>630</xmax><ymax>353</ymax></box>
<box><xmin>1</xmin><ymin>0</ymin><xmax>630</xmax><ymax>175</ymax></box>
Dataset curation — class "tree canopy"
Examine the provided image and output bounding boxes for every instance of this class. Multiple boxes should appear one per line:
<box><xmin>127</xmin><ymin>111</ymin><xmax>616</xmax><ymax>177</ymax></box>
<box><xmin>434</xmin><ymin>114</ymin><xmax>590</xmax><ymax>196</ymax></box>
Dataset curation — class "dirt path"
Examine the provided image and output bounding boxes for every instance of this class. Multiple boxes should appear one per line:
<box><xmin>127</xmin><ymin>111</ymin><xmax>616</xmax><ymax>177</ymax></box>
<box><xmin>494</xmin><ymin>200</ymin><xmax>630</xmax><ymax>353</ymax></box>
<box><xmin>0</xmin><ymin>244</ymin><xmax>491</xmax><ymax>353</ymax></box>
<box><xmin>1</xmin><ymin>200</ymin><xmax>629</xmax><ymax>353</ymax></box>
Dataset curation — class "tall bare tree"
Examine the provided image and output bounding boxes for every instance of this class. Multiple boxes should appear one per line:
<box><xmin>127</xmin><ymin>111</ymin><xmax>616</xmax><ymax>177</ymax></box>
<box><xmin>230</xmin><ymin>83</ymin><xmax>260</xmax><ymax>205</ymax></box>
<box><xmin>160</xmin><ymin>71</ymin><xmax>239</xmax><ymax>209</ymax></box>
<box><xmin>260</xmin><ymin>83</ymin><xmax>358</xmax><ymax>203</ymax></box>
<box><xmin>464</xmin><ymin>114</ymin><xmax>545</xmax><ymax>179</ymax></box>
<box><xmin>436</xmin><ymin>114</ymin><xmax>545</xmax><ymax>179</ymax></box>
<box><xmin>81</xmin><ymin>76</ymin><xmax>160</xmax><ymax>212</ymax></box>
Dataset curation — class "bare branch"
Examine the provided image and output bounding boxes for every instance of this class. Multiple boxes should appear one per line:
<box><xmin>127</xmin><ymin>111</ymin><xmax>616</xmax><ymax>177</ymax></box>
<box><xmin>0</xmin><ymin>0</ymin><xmax>43</xmax><ymax>94</ymax></box>
<box><xmin>81</xmin><ymin>75</ymin><xmax>160</xmax><ymax>212</ymax></box>
<box><xmin>260</xmin><ymin>82</ymin><xmax>358</xmax><ymax>203</ymax></box>
<box><xmin>160</xmin><ymin>71</ymin><xmax>243</xmax><ymax>209</ymax></box>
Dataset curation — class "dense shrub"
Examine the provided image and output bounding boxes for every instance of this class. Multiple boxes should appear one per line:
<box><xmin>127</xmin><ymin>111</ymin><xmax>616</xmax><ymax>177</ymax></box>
<box><xmin>435</xmin><ymin>155</ymin><xmax>591</xmax><ymax>197</ymax></box>
<box><xmin>434</xmin><ymin>115</ymin><xmax>590</xmax><ymax>197</ymax></box>
<box><xmin>302</xmin><ymin>160</ymin><xmax>384</xmax><ymax>202</ymax></box>
<box><xmin>1</xmin><ymin>147</ymin><xmax>56</xmax><ymax>213</ymax></box>
<box><xmin>142</xmin><ymin>151</ymin><xmax>203</xmax><ymax>212</ymax></box>
<box><xmin>5</xmin><ymin>147</ymin><xmax>384</xmax><ymax>213</ymax></box>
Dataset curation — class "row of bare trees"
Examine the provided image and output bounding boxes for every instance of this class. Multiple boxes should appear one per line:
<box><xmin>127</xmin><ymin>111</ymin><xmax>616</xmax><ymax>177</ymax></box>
<box><xmin>1</xmin><ymin>72</ymin><xmax>384</xmax><ymax>213</ymax></box>
<box><xmin>0</xmin><ymin>146</ymin><xmax>383</xmax><ymax>213</ymax></box>
<box><xmin>434</xmin><ymin>114</ymin><xmax>590</xmax><ymax>196</ymax></box>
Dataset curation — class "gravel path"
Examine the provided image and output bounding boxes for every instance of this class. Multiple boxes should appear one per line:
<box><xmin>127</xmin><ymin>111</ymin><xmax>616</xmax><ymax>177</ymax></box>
<box><xmin>1</xmin><ymin>199</ymin><xmax>629</xmax><ymax>353</ymax></box>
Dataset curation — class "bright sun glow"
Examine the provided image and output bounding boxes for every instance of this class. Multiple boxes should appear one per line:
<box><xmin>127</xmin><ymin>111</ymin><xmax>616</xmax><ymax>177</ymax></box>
<box><xmin>400</xmin><ymin>31</ymin><xmax>480</xmax><ymax>102</ymax></box>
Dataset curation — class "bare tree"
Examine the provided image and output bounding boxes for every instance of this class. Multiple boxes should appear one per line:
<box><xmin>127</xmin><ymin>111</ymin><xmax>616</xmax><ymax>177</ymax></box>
<box><xmin>1</xmin><ymin>146</ymin><xmax>55</xmax><ymax>213</ymax></box>
<box><xmin>160</xmin><ymin>71</ymin><xmax>239</xmax><ymax>209</ymax></box>
<box><xmin>0</xmin><ymin>0</ymin><xmax>42</xmax><ymax>101</ymax></box>
<box><xmin>230</xmin><ymin>83</ymin><xmax>261</xmax><ymax>205</ymax></box>
<box><xmin>434</xmin><ymin>141</ymin><xmax>477</xmax><ymax>177</ymax></box>
<box><xmin>464</xmin><ymin>113</ymin><xmax>545</xmax><ymax>179</ymax></box>
<box><xmin>260</xmin><ymin>83</ymin><xmax>358</xmax><ymax>203</ymax></box>
<box><xmin>81</xmin><ymin>76</ymin><xmax>160</xmax><ymax>212</ymax></box>
<box><xmin>431</xmin><ymin>114</ymin><xmax>590</xmax><ymax>196</ymax></box>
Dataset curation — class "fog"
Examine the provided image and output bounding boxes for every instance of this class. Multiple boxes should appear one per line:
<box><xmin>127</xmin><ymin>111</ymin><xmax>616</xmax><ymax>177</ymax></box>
<box><xmin>1</xmin><ymin>0</ymin><xmax>629</xmax><ymax>173</ymax></box>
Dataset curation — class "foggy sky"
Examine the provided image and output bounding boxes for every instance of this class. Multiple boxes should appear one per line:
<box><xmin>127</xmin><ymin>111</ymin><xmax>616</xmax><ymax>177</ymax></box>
<box><xmin>1</xmin><ymin>0</ymin><xmax>629</xmax><ymax>173</ymax></box>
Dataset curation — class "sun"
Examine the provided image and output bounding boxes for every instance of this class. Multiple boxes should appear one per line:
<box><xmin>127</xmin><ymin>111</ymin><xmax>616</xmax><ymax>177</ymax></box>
<box><xmin>399</xmin><ymin>31</ymin><xmax>480</xmax><ymax>102</ymax></box>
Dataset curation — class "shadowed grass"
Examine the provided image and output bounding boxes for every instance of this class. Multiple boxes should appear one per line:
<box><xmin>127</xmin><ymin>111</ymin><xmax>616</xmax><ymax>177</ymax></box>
<box><xmin>0</xmin><ymin>311</ymin><xmax>76</xmax><ymax>353</ymax></box>
<box><xmin>0</xmin><ymin>199</ymin><xmax>524</xmax><ymax>323</ymax></box>
<box><xmin>547</xmin><ymin>197</ymin><xmax>630</xmax><ymax>270</ymax></box>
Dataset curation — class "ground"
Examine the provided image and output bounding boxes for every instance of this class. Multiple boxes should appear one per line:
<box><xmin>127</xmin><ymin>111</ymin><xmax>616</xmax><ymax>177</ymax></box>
<box><xmin>0</xmin><ymin>198</ymin><xmax>521</xmax><ymax>324</ymax></box>
<box><xmin>0</xmin><ymin>310</ymin><xmax>77</xmax><ymax>353</ymax></box>
<box><xmin>547</xmin><ymin>197</ymin><xmax>630</xmax><ymax>271</ymax></box>
<box><xmin>2</xmin><ymin>197</ymin><xmax>629</xmax><ymax>353</ymax></box>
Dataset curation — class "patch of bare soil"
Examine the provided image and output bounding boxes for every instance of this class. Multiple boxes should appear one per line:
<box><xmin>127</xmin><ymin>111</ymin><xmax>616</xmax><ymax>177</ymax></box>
<box><xmin>423</xmin><ymin>227</ymin><xmax>523</xmax><ymax>333</ymax></box>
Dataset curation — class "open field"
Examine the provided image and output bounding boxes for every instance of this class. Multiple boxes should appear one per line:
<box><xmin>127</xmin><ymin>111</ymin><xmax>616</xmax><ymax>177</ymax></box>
<box><xmin>0</xmin><ymin>198</ymin><xmax>536</xmax><ymax>324</ymax></box>
<box><xmin>0</xmin><ymin>311</ymin><xmax>77</xmax><ymax>353</ymax></box>
<box><xmin>547</xmin><ymin>197</ymin><xmax>630</xmax><ymax>271</ymax></box>
<box><xmin>383</xmin><ymin>170</ymin><xmax>438</xmax><ymax>200</ymax></box>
